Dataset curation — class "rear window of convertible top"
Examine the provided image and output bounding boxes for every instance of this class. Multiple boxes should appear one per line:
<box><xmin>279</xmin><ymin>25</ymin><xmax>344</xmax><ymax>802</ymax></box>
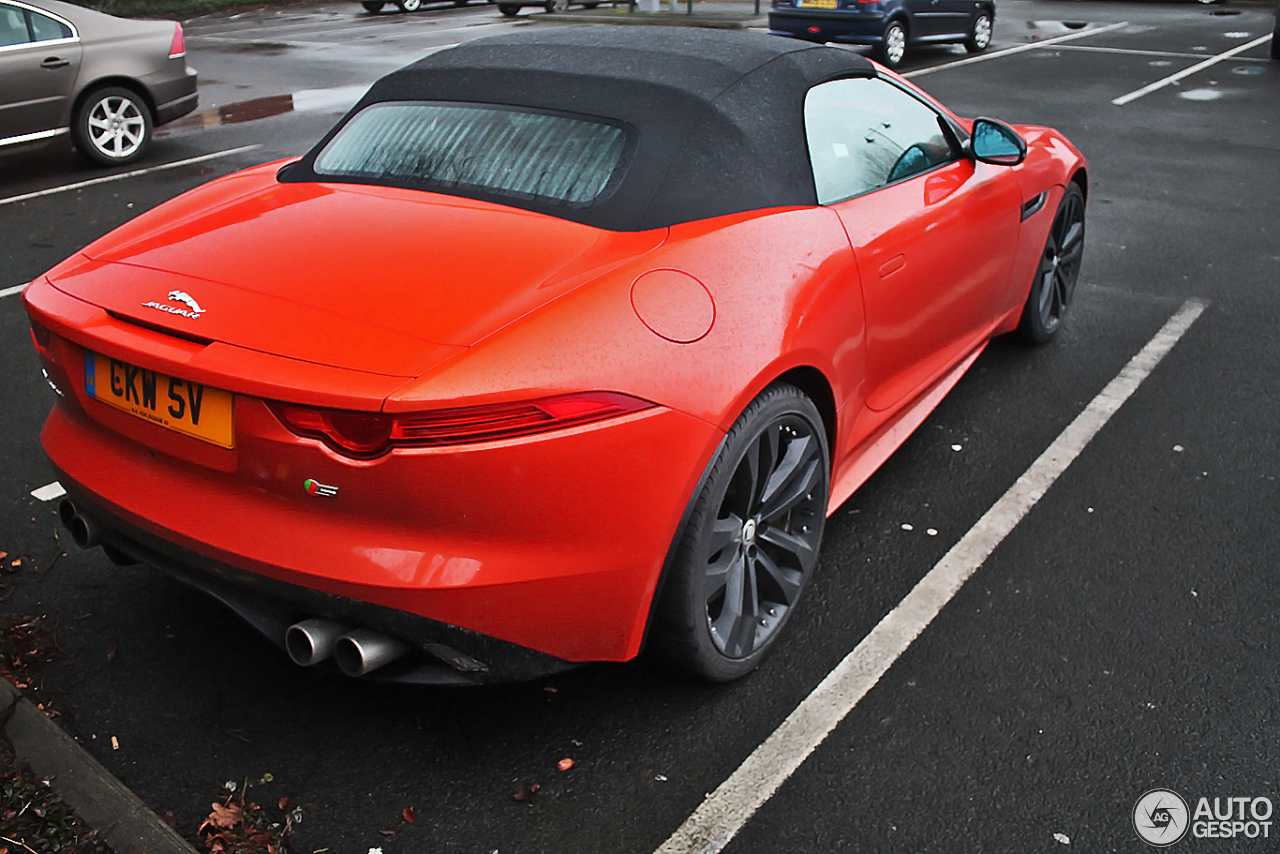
<box><xmin>313</xmin><ymin>102</ymin><xmax>630</xmax><ymax>206</ymax></box>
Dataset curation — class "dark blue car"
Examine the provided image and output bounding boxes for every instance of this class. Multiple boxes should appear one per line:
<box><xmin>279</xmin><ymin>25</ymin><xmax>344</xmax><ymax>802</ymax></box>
<box><xmin>769</xmin><ymin>0</ymin><xmax>994</xmax><ymax>68</ymax></box>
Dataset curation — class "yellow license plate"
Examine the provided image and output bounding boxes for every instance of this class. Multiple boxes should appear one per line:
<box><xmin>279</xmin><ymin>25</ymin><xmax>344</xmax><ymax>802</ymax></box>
<box><xmin>800</xmin><ymin>0</ymin><xmax>838</xmax><ymax>8</ymax></box>
<box><xmin>84</xmin><ymin>351</ymin><xmax>234</xmax><ymax>448</ymax></box>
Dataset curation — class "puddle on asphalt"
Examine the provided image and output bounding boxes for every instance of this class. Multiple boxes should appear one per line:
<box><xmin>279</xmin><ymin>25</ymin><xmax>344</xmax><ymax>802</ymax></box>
<box><xmin>218</xmin><ymin>41</ymin><xmax>292</xmax><ymax>54</ymax></box>
<box><xmin>1232</xmin><ymin>65</ymin><xmax>1266</xmax><ymax>76</ymax></box>
<box><xmin>157</xmin><ymin>84</ymin><xmax>368</xmax><ymax>134</ymax></box>
<box><xmin>1023</xmin><ymin>19</ymin><xmax>1091</xmax><ymax>40</ymax></box>
<box><xmin>1179</xmin><ymin>87</ymin><xmax>1226</xmax><ymax>101</ymax></box>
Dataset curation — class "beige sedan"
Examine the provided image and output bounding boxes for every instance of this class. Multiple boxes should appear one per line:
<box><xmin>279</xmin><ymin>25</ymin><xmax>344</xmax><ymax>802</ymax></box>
<box><xmin>0</xmin><ymin>0</ymin><xmax>197</xmax><ymax>165</ymax></box>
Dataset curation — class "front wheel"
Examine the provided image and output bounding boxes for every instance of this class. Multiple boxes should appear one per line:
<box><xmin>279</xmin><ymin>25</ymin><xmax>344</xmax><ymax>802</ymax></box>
<box><xmin>361</xmin><ymin>1</ymin><xmax>385</xmax><ymax>9</ymax></box>
<box><xmin>652</xmin><ymin>384</ymin><xmax>830</xmax><ymax>682</ymax></box>
<box><xmin>877</xmin><ymin>21</ymin><xmax>908</xmax><ymax>68</ymax></box>
<box><xmin>1017</xmin><ymin>183</ymin><xmax>1085</xmax><ymax>344</ymax></box>
<box><xmin>544</xmin><ymin>0</ymin><xmax>569</xmax><ymax>11</ymax></box>
<box><xmin>395</xmin><ymin>0</ymin><xmax>422</xmax><ymax>10</ymax></box>
<box><xmin>497</xmin><ymin>2</ymin><xmax>521</xmax><ymax>13</ymax></box>
<box><xmin>73</xmin><ymin>86</ymin><xmax>152</xmax><ymax>167</ymax></box>
<box><xmin>966</xmin><ymin>11</ymin><xmax>992</xmax><ymax>52</ymax></box>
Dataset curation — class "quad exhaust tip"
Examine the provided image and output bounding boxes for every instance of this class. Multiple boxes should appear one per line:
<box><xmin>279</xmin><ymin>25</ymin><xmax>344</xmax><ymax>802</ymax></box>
<box><xmin>333</xmin><ymin>628</ymin><xmax>409</xmax><ymax>677</ymax></box>
<box><xmin>285</xmin><ymin>618</ymin><xmax>350</xmax><ymax>667</ymax></box>
<box><xmin>286</xmin><ymin>620</ymin><xmax>410</xmax><ymax>677</ymax></box>
<box><xmin>58</xmin><ymin>498</ymin><xmax>103</xmax><ymax>549</ymax></box>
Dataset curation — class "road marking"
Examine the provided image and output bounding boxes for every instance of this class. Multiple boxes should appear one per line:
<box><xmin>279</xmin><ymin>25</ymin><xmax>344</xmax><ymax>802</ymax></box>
<box><xmin>1054</xmin><ymin>44</ymin><xmax>1211</xmax><ymax>60</ymax></box>
<box><xmin>1113</xmin><ymin>35</ymin><xmax>1272</xmax><ymax>105</ymax></box>
<box><xmin>31</xmin><ymin>482</ymin><xmax>66</xmax><ymax>502</ymax></box>
<box><xmin>0</xmin><ymin>145</ymin><xmax>261</xmax><ymax>208</ymax></box>
<box><xmin>904</xmin><ymin>21</ymin><xmax>1130</xmax><ymax>78</ymax></box>
<box><xmin>655</xmin><ymin>298</ymin><xmax>1209</xmax><ymax>854</ymax></box>
<box><xmin>1</xmin><ymin>284</ymin><xmax>25</xmax><ymax>299</ymax></box>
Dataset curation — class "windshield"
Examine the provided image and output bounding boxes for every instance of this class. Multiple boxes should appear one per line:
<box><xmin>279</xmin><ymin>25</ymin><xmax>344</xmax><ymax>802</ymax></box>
<box><xmin>313</xmin><ymin>102</ymin><xmax>629</xmax><ymax>206</ymax></box>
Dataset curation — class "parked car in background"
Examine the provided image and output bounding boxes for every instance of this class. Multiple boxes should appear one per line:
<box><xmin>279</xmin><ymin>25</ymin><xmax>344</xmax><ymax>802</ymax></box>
<box><xmin>769</xmin><ymin>0</ymin><xmax>994</xmax><ymax>68</ymax></box>
<box><xmin>0</xmin><ymin>0</ymin><xmax>197</xmax><ymax>165</ymax></box>
<box><xmin>1272</xmin><ymin>0</ymin><xmax>1278</xmax><ymax>60</ymax></box>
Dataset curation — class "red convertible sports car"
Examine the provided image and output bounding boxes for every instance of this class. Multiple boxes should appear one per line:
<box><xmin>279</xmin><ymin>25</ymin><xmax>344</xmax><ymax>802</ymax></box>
<box><xmin>24</xmin><ymin>27</ymin><xmax>1086</xmax><ymax>684</ymax></box>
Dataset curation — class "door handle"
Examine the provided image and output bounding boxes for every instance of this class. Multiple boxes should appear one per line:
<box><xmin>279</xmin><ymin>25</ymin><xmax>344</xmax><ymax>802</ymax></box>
<box><xmin>41</xmin><ymin>56</ymin><xmax>70</xmax><ymax>69</ymax></box>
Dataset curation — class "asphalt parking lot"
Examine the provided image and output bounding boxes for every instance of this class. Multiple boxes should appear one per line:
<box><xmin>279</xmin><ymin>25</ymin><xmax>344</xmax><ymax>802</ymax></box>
<box><xmin>1</xmin><ymin>1</ymin><xmax>1277</xmax><ymax>851</ymax></box>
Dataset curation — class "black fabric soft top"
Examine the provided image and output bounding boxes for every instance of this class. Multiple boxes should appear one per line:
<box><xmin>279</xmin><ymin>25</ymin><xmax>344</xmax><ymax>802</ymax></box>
<box><xmin>279</xmin><ymin>26</ymin><xmax>876</xmax><ymax>231</ymax></box>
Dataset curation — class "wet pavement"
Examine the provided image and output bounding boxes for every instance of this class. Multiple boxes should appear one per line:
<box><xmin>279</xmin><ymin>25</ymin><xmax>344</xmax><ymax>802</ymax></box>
<box><xmin>1</xmin><ymin>1</ymin><xmax>1277</xmax><ymax>851</ymax></box>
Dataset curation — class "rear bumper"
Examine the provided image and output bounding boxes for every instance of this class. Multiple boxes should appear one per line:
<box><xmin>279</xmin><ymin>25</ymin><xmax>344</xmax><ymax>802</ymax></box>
<box><xmin>769</xmin><ymin>9</ymin><xmax>886</xmax><ymax>43</ymax></box>
<box><xmin>148</xmin><ymin>66</ymin><xmax>199</xmax><ymax>126</ymax></box>
<box><xmin>37</xmin><ymin>346</ymin><xmax>723</xmax><ymax>668</ymax></box>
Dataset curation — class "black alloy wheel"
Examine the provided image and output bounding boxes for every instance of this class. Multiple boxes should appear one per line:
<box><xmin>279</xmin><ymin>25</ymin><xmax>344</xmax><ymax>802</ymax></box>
<box><xmin>654</xmin><ymin>383</ymin><xmax>829</xmax><ymax>682</ymax></box>
<box><xmin>1018</xmin><ymin>183</ymin><xmax>1085</xmax><ymax>344</ymax></box>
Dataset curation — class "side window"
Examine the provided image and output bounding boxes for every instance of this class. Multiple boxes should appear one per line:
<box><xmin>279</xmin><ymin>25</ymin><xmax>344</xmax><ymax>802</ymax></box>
<box><xmin>805</xmin><ymin>77</ymin><xmax>959</xmax><ymax>205</ymax></box>
<box><xmin>0</xmin><ymin>4</ymin><xmax>31</xmax><ymax>47</ymax></box>
<box><xmin>29</xmin><ymin>10</ymin><xmax>71</xmax><ymax>41</ymax></box>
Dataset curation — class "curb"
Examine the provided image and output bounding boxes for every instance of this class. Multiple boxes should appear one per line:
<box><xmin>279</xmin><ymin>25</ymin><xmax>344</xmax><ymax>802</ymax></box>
<box><xmin>0</xmin><ymin>679</ymin><xmax>199</xmax><ymax>854</ymax></box>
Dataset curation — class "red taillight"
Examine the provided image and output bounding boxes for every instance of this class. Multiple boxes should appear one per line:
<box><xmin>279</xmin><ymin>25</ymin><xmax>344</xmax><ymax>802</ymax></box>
<box><xmin>169</xmin><ymin>23</ymin><xmax>185</xmax><ymax>59</ymax></box>
<box><xmin>807</xmin><ymin>25</ymin><xmax>822</xmax><ymax>32</ymax></box>
<box><xmin>269</xmin><ymin>392</ymin><xmax>654</xmax><ymax>458</ymax></box>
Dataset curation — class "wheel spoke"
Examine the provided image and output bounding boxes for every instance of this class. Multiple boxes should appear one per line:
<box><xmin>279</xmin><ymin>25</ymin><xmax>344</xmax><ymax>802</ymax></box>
<box><xmin>1059</xmin><ymin>219</ymin><xmax>1084</xmax><ymax>254</ymax></box>
<box><xmin>746</xmin><ymin>424</ymin><xmax>781</xmax><ymax>508</ymax></box>
<box><xmin>755</xmin><ymin>548</ymin><xmax>804</xmax><ymax>606</ymax></box>
<box><xmin>758</xmin><ymin>524</ymin><xmax>815</xmax><ymax>566</ymax></box>
<box><xmin>712</xmin><ymin>552</ymin><xmax>759</xmax><ymax>657</ymax></box>
<box><xmin>758</xmin><ymin>434</ymin><xmax>820</xmax><ymax>522</ymax></box>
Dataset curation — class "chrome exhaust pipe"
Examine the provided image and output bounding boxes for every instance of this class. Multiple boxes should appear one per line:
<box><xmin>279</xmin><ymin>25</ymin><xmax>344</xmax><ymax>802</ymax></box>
<box><xmin>58</xmin><ymin>499</ymin><xmax>102</xmax><ymax>549</ymax></box>
<box><xmin>285</xmin><ymin>618</ymin><xmax>351</xmax><ymax>666</ymax></box>
<box><xmin>333</xmin><ymin>629</ymin><xmax>409</xmax><ymax>677</ymax></box>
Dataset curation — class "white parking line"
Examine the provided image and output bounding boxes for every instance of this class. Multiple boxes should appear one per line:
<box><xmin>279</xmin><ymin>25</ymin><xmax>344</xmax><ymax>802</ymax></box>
<box><xmin>0</xmin><ymin>145</ymin><xmax>262</xmax><ymax>208</ymax></box>
<box><xmin>655</xmin><ymin>298</ymin><xmax>1209</xmax><ymax>854</ymax></box>
<box><xmin>903</xmin><ymin>21</ymin><xmax>1130</xmax><ymax>78</ymax></box>
<box><xmin>1112</xmin><ymin>35</ymin><xmax>1272</xmax><ymax>105</ymax></box>
<box><xmin>1</xmin><ymin>284</ymin><xmax>25</xmax><ymax>299</ymax></box>
<box><xmin>1054</xmin><ymin>44</ymin><xmax>1211</xmax><ymax>60</ymax></box>
<box><xmin>31</xmin><ymin>482</ymin><xmax>66</xmax><ymax>502</ymax></box>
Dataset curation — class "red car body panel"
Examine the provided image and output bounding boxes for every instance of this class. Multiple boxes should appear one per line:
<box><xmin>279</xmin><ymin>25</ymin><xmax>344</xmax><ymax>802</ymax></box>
<box><xmin>23</xmin><ymin>30</ymin><xmax>1087</xmax><ymax>677</ymax></box>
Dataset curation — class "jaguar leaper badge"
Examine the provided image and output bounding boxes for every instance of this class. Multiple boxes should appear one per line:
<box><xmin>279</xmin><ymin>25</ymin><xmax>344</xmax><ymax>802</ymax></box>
<box><xmin>142</xmin><ymin>290</ymin><xmax>205</xmax><ymax>319</ymax></box>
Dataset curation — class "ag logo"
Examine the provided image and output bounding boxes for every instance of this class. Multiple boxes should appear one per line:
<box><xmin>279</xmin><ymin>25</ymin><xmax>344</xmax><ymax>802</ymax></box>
<box><xmin>1135</xmin><ymin>789</ymin><xmax>1190</xmax><ymax>846</ymax></box>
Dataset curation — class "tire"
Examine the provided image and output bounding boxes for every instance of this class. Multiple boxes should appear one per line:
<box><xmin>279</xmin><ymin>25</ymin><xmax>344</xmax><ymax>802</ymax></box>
<box><xmin>395</xmin><ymin>0</ymin><xmax>422</xmax><ymax>10</ymax></box>
<box><xmin>544</xmin><ymin>0</ymin><xmax>569</xmax><ymax>11</ymax></box>
<box><xmin>498</xmin><ymin>2</ymin><xmax>520</xmax><ymax>13</ymax></box>
<box><xmin>361</xmin><ymin>1</ymin><xmax>385</xmax><ymax>9</ymax></box>
<box><xmin>1017</xmin><ymin>183</ymin><xmax>1085</xmax><ymax>344</ymax></box>
<box><xmin>652</xmin><ymin>383</ymin><xmax>830</xmax><ymax>682</ymax></box>
<box><xmin>966</xmin><ymin>11</ymin><xmax>992</xmax><ymax>52</ymax></box>
<box><xmin>877</xmin><ymin>20</ymin><xmax>908</xmax><ymax>68</ymax></box>
<box><xmin>73</xmin><ymin>86</ymin><xmax>152</xmax><ymax>167</ymax></box>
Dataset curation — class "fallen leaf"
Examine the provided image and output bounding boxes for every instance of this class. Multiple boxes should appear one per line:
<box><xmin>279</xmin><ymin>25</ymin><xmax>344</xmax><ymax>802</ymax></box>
<box><xmin>513</xmin><ymin>782</ymin><xmax>541</xmax><ymax>802</ymax></box>
<box><xmin>199</xmin><ymin>801</ymin><xmax>243</xmax><ymax>833</ymax></box>
<box><xmin>557</xmin><ymin>758</ymin><xmax>575</xmax><ymax>771</ymax></box>
<box><xmin>402</xmin><ymin>806</ymin><xmax>416</xmax><ymax>823</ymax></box>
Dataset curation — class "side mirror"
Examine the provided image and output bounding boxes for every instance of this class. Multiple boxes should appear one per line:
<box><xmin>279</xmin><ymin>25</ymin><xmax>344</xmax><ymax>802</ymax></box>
<box><xmin>968</xmin><ymin>117</ymin><xmax>1027</xmax><ymax>166</ymax></box>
